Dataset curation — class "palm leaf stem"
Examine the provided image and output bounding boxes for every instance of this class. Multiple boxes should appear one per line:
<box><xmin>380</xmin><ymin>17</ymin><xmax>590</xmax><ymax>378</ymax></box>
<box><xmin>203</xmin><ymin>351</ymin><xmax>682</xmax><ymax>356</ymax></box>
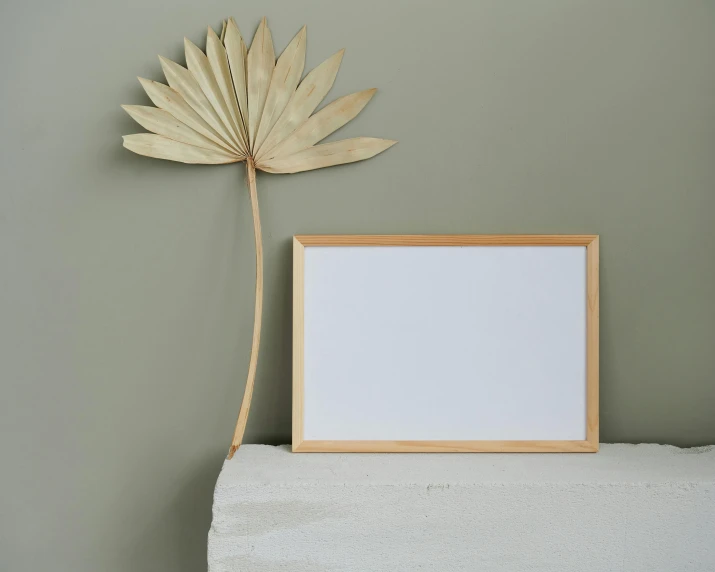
<box><xmin>228</xmin><ymin>158</ymin><xmax>263</xmax><ymax>458</ymax></box>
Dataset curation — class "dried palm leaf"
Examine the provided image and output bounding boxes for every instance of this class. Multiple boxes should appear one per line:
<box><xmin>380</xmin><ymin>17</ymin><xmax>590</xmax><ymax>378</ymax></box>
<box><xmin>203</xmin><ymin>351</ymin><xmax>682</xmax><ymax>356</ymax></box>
<box><xmin>121</xmin><ymin>16</ymin><xmax>396</xmax><ymax>459</ymax></box>
<box><xmin>246</xmin><ymin>17</ymin><xmax>274</xmax><ymax>150</ymax></box>
<box><xmin>224</xmin><ymin>18</ymin><xmax>250</xmax><ymax>147</ymax></box>
<box><xmin>136</xmin><ymin>78</ymin><xmax>241</xmax><ymax>155</ymax></box>
<box><xmin>206</xmin><ymin>27</ymin><xmax>247</xmax><ymax>154</ymax></box>
<box><xmin>260</xmin><ymin>89</ymin><xmax>377</xmax><ymax>161</ymax></box>
<box><xmin>122</xmin><ymin>105</ymin><xmax>240</xmax><ymax>156</ymax></box>
<box><xmin>184</xmin><ymin>38</ymin><xmax>244</xmax><ymax>151</ymax></box>
<box><xmin>255</xmin><ymin>49</ymin><xmax>344</xmax><ymax>160</ymax></box>
<box><xmin>159</xmin><ymin>56</ymin><xmax>242</xmax><ymax>154</ymax></box>
<box><xmin>258</xmin><ymin>137</ymin><xmax>396</xmax><ymax>173</ymax></box>
<box><xmin>253</xmin><ymin>26</ymin><xmax>306</xmax><ymax>153</ymax></box>
<box><xmin>123</xmin><ymin>134</ymin><xmax>240</xmax><ymax>164</ymax></box>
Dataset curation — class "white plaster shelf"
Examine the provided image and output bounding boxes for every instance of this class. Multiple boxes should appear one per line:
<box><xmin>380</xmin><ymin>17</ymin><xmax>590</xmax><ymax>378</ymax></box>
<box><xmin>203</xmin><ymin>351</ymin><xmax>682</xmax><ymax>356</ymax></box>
<box><xmin>208</xmin><ymin>444</ymin><xmax>715</xmax><ymax>572</ymax></box>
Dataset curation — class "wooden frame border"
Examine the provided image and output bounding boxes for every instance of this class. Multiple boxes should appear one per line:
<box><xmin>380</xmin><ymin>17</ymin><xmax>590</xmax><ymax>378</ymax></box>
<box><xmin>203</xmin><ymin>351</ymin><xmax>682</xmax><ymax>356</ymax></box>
<box><xmin>293</xmin><ymin>235</ymin><xmax>599</xmax><ymax>453</ymax></box>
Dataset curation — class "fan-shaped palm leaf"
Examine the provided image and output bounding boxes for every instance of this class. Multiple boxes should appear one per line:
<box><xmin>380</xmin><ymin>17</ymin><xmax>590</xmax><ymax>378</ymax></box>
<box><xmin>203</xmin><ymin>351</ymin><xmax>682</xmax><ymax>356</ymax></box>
<box><xmin>122</xmin><ymin>17</ymin><xmax>396</xmax><ymax>459</ymax></box>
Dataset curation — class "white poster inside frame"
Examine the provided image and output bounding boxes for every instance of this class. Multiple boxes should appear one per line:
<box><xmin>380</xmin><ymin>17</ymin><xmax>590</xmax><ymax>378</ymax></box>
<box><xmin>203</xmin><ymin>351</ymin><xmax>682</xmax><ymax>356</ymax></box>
<box><xmin>293</xmin><ymin>235</ymin><xmax>599</xmax><ymax>453</ymax></box>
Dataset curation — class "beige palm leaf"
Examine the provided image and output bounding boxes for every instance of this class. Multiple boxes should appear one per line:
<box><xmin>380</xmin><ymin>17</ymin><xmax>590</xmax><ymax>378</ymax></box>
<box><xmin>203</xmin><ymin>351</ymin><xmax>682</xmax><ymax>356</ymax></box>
<box><xmin>122</xmin><ymin>17</ymin><xmax>395</xmax><ymax>458</ymax></box>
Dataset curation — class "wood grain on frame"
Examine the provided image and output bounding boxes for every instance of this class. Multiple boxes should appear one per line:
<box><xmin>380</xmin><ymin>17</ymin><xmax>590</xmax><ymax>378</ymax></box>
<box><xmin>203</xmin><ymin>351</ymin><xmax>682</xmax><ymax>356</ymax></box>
<box><xmin>294</xmin><ymin>440</ymin><xmax>598</xmax><ymax>453</ymax></box>
<box><xmin>295</xmin><ymin>235</ymin><xmax>597</xmax><ymax>246</ymax></box>
<box><xmin>586</xmin><ymin>237</ymin><xmax>600</xmax><ymax>449</ymax></box>
<box><xmin>292</xmin><ymin>235</ymin><xmax>599</xmax><ymax>453</ymax></box>
<box><xmin>292</xmin><ymin>238</ymin><xmax>305</xmax><ymax>450</ymax></box>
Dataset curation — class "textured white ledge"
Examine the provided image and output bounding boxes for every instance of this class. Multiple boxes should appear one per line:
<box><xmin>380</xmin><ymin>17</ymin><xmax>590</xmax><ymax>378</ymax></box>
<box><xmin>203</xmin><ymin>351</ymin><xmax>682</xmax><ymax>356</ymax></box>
<box><xmin>208</xmin><ymin>444</ymin><xmax>715</xmax><ymax>572</ymax></box>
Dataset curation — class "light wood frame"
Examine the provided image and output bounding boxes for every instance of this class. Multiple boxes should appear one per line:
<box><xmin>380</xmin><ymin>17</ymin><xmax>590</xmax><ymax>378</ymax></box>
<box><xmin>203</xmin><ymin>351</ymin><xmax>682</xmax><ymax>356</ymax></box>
<box><xmin>293</xmin><ymin>235</ymin><xmax>599</xmax><ymax>453</ymax></box>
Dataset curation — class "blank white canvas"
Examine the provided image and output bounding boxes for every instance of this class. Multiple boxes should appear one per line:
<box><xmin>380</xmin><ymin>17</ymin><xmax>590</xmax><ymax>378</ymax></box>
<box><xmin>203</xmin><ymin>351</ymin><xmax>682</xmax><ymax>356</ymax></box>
<box><xmin>303</xmin><ymin>246</ymin><xmax>587</xmax><ymax>441</ymax></box>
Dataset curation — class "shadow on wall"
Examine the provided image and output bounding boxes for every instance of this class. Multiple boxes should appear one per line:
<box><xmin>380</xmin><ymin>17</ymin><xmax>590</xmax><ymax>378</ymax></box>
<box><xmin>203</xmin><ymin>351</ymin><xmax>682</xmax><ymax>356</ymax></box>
<box><xmin>249</xmin><ymin>236</ymin><xmax>295</xmax><ymax>444</ymax></box>
<box><xmin>124</xmin><ymin>452</ymin><xmax>224</xmax><ymax>572</ymax></box>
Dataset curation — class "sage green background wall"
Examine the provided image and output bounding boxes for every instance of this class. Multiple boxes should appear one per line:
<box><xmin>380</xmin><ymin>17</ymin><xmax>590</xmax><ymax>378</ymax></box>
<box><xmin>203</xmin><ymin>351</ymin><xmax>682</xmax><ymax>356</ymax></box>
<box><xmin>2</xmin><ymin>1</ymin><xmax>714</xmax><ymax>570</ymax></box>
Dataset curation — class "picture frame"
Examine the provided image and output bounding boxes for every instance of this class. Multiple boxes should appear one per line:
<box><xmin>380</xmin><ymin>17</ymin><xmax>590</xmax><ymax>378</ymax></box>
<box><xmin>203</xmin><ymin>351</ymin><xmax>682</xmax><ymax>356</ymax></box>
<box><xmin>293</xmin><ymin>235</ymin><xmax>599</xmax><ymax>453</ymax></box>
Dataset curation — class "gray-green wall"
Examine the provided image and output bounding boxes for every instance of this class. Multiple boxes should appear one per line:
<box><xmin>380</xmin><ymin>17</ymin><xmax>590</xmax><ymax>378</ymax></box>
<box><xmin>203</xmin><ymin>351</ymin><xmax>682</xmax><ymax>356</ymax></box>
<box><xmin>2</xmin><ymin>1</ymin><xmax>714</xmax><ymax>571</ymax></box>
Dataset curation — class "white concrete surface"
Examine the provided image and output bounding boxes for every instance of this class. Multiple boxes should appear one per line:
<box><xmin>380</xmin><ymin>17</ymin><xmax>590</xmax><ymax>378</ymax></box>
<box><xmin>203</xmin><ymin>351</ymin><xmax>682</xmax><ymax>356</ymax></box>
<box><xmin>208</xmin><ymin>444</ymin><xmax>715</xmax><ymax>572</ymax></box>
